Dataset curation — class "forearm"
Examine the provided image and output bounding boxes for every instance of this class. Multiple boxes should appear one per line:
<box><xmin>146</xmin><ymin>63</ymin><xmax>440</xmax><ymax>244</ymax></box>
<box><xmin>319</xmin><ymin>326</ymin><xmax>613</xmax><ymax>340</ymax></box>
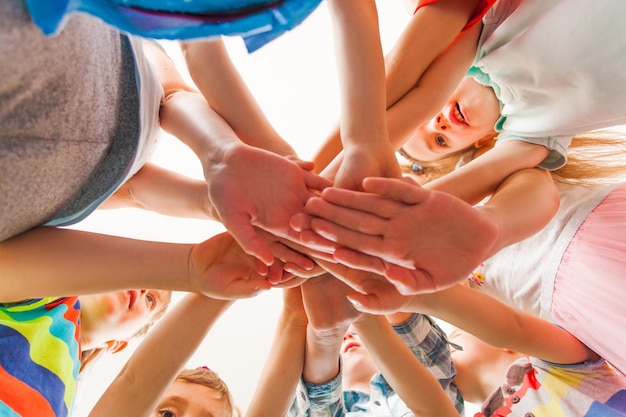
<box><xmin>353</xmin><ymin>315</ymin><xmax>459</xmax><ymax>416</ymax></box>
<box><xmin>159</xmin><ymin>89</ymin><xmax>243</xmax><ymax>165</ymax></box>
<box><xmin>302</xmin><ymin>325</ymin><xmax>344</xmax><ymax>384</ymax></box>
<box><xmin>409</xmin><ymin>286</ymin><xmax>596</xmax><ymax>364</ymax></box>
<box><xmin>387</xmin><ymin>18</ymin><xmax>481</xmax><ymax>151</ymax></box>
<box><xmin>0</xmin><ymin>227</ymin><xmax>193</xmax><ymax>302</ymax></box>
<box><xmin>89</xmin><ymin>294</ymin><xmax>233</xmax><ymax>417</ymax></box>
<box><xmin>312</xmin><ymin>128</ymin><xmax>343</xmax><ymax>175</ymax></box>
<box><xmin>182</xmin><ymin>40</ymin><xmax>295</xmax><ymax>156</ymax></box>
<box><xmin>425</xmin><ymin>141</ymin><xmax>552</xmax><ymax>205</ymax></box>
<box><xmin>247</xmin><ymin>309</ymin><xmax>308</xmax><ymax>417</ymax></box>
<box><xmin>101</xmin><ymin>163</ymin><xmax>211</xmax><ymax>219</ymax></box>
<box><xmin>476</xmin><ymin>168</ymin><xmax>559</xmax><ymax>256</ymax></box>
<box><xmin>327</xmin><ymin>0</ymin><xmax>388</xmax><ymax>149</ymax></box>
<box><xmin>385</xmin><ymin>0</ymin><xmax>474</xmax><ymax>108</ymax></box>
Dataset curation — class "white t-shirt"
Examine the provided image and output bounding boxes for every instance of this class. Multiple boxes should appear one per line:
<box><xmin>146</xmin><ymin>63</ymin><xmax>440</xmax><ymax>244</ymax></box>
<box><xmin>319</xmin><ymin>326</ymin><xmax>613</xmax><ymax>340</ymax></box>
<box><xmin>472</xmin><ymin>0</ymin><xmax>626</xmax><ymax>170</ymax></box>
<box><xmin>474</xmin><ymin>181</ymin><xmax>617</xmax><ymax>319</ymax></box>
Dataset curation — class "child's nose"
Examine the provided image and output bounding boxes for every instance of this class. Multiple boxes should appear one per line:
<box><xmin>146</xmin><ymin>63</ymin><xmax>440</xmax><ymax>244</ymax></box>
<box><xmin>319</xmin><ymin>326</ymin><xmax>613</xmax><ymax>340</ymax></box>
<box><xmin>435</xmin><ymin>114</ymin><xmax>449</xmax><ymax>131</ymax></box>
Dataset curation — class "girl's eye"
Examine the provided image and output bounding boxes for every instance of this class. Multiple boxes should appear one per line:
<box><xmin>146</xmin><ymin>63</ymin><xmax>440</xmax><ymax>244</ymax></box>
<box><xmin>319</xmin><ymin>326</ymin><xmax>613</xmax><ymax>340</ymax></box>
<box><xmin>158</xmin><ymin>409</ymin><xmax>176</xmax><ymax>417</ymax></box>
<box><xmin>435</xmin><ymin>134</ymin><xmax>447</xmax><ymax>147</ymax></box>
<box><xmin>146</xmin><ymin>294</ymin><xmax>155</xmax><ymax>309</ymax></box>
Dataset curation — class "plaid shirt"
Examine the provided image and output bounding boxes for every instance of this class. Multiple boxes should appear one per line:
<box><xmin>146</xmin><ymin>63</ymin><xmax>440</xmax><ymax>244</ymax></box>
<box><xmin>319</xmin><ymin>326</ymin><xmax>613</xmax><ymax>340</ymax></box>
<box><xmin>288</xmin><ymin>313</ymin><xmax>464</xmax><ymax>416</ymax></box>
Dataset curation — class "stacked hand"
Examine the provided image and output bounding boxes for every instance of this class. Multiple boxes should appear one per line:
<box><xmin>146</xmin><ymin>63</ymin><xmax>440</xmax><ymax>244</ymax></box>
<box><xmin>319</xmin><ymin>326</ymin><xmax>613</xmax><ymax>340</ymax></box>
<box><xmin>292</xmin><ymin>176</ymin><xmax>498</xmax><ymax>294</ymax></box>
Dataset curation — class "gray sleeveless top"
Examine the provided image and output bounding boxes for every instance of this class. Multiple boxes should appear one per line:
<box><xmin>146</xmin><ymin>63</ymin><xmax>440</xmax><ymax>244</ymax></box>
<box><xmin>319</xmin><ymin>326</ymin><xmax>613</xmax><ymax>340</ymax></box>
<box><xmin>0</xmin><ymin>0</ymin><xmax>140</xmax><ymax>240</ymax></box>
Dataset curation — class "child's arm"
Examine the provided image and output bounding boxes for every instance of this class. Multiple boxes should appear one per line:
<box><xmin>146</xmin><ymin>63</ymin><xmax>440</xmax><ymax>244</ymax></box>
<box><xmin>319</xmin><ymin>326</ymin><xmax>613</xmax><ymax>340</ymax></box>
<box><xmin>339</xmin><ymin>268</ymin><xmax>600</xmax><ymax>366</ymax></box>
<box><xmin>145</xmin><ymin>41</ymin><xmax>331</xmax><ymax>267</ymax></box>
<box><xmin>100</xmin><ymin>163</ymin><xmax>210</xmax><ymax>219</ymax></box>
<box><xmin>407</xmin><ymin>285</ymin><xmax>600</xmax><ymax>365</ymax></box>
<box><xmin>300</xmin><ymin>274</ymin><xmax>360</xmax><ymax>384</ymax></box>
<box><xmin>424</xmin><ymin>140</ymin><xmax>551</xmax><ymax>205</ymax></box>
<box><xmin>181</xmin><ymin>38</ymin><xmax>299</xmax><ymax>159</ymax></box>
<box><xmin>385</xmin><ymin>0</ymin><xmax>481</xmax><ymax>110</ymax></box>
<box><xmin>0</xmin><ymin>229</ymin><xmax>272</xmax><ymax>302</ymax></box>
<box><xmin>246</xmin><ymin>288</ymin><xmax>308</xmax><ymax>417</ymax></box>
<box><xmin>323</xmin><ymin>0</ymin><xmax>402</xmax><ymax>189</ymax></box>
<box><xmin>312</xmin><ymin>0</ymin><xmax>483</xmax><ymax>172</ymax></box>
<box><xmin>88</xmin><ymin>293</ymin><xmax>233</xmax><ymax>417</ymax></box>
<box><xmin>353</xmin><ymin>314</ymin><xmax>460</xmax><ymax>417</ymax></box>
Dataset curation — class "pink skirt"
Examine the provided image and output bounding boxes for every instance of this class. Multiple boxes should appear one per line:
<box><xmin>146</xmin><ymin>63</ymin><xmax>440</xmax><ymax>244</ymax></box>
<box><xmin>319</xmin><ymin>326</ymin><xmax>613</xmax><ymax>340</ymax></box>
<box><xmin>552</xmin><ymin>183</ymin><xmax>626</xmax><ymax>378</ymax></box>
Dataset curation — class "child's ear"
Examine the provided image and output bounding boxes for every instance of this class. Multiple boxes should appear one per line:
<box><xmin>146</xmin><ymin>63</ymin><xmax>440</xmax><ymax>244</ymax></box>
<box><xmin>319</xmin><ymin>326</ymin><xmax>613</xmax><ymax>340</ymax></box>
<box><xmin>104</xmin><ymin>340</ymin><xmax>128</xmax><ymax>354</ymax></box>
<box><xmin>472</xmin><ymin>136</ymin><xmax>497</xmax><ymax>160</ymax></box>
<box><xmin>473</xmin><ymin>135</ymin><xmax>496</xmax><ymax>149</ymax></box>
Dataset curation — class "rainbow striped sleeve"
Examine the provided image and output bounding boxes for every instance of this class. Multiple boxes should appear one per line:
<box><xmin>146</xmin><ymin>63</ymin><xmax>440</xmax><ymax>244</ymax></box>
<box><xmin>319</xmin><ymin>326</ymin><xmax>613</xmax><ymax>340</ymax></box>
<box><xmin>0</xmin><ymin>297</ymin><xmax>81</xmax><ymax>417</ymax></box>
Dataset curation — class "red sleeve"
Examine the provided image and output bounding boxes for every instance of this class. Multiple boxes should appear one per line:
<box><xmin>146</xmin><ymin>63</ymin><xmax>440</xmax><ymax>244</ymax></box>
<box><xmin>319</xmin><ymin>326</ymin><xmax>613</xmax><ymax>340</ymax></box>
<box><xmin>414</xmin><ymin>0</ymin><xmax>497</xmax><ymax>32</ymax></box>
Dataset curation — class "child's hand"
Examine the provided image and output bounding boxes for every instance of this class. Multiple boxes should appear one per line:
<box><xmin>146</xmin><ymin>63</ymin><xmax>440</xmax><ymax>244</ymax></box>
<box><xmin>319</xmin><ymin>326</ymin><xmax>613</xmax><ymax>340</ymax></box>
<box><xmin>202</xmin><ymin>144</ymin><xmax>332</xmax><ymax>267</ymax></box>
<box><xmin>301</xmin><ymin>274</ymin><xmax>361</xmax><ymax>332</ymax></box>
<box><xmin>333</xmin><ymin>143</ymin><xmax>402</xmax><ymax>190</ymax></box>
<box><xmin>294</xmin><ymin>176</ymin><xmax>498</xmax><ymax>294</ymax></box>
<box><xmin>318</xmin><ymin>260</ymin><xmax>411</xmax><ymax>315</ymax></box>
<box><xmin>188</xmin><ymin>232</ymin><xmax>274</xmax><ymax>299</ymax></box>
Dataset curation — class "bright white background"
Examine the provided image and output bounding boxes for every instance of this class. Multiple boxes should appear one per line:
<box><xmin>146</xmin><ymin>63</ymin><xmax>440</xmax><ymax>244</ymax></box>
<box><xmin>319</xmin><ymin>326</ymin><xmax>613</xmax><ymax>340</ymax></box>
<box><xmin>71</xmin><ymin>2</ymin><xmax>480</xmax><ymax>415</ymax></box>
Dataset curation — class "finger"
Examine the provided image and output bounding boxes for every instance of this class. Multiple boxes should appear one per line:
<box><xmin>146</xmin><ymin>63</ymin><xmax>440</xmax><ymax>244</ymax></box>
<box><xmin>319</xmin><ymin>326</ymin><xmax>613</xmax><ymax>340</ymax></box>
<box><xmin>384</xmin><ymin>264</ymin><xmax>438</xmax><ymax>295</ymax></box>
<box><xmin>332</xmin><ymin>247</ymin><xmax>388</xmax><ymax>277</ymax></box>
<box><xmin>306</xmin><ymin>199</ymin><xmax>389</xmax><ymax>235</ymax></box>
<box><xmin>270</xmin><ymin>242</ymin><xmax>315</xmax><ymax>271</ymax></box>
<box><xmin>303</xmin><ymin>169</ymin><xmax>333</xmax><ymax>192</ymax></box>
<box><xmin>225</xmin><ymin>217</ymin><xmax>275</xmax><ymax>266</ymax></box>
<box><xmin>284</xmin><ymin>262</ymin><xmax>326</xmax><ymax>279</ymax></box>
<box><xmin>290</xmin><ymin>212</ymin><xmax>313</xmax><ymax>232</ymax></box>
<box><xmin>361</xmin><ymin>176</ymin><xmax>430</xmax><ymax>205</ymax></box>
<box><xmin>346</xmin><ymin>292</ymin><xmax>388</xmax><ymax>315</ymax></box>
<box><xmin>318</xmin><ymin>188</ymin><xmax>404</xmax><ymax>219</ymax></box>
<box><xmin>310</xmin><ymin>218</ymin><xmax>385</xmax><ymax>253</ymax></box>
<box><xmin>266</xmin><ymin>262</ymin><xmax>285</xmax><ymax>285</ymax></box>
<box><xmin>255</xmin><ymin>259</ymin><xmax>269</xmax><ymax>277</ymax></box>
<box><xmin>298</xmin><ymin>228</ymin><xmax>341</xmax><ymax>253</ymax></box>
<box><xmin>271</xmin><ymin>276</ymin><xmax>308</xmax><ymax>289</ymax></box>
<box><xmin>290</xmin><ymin>158</ymin><xmax>315</xmax><ymax>171</ymax></box>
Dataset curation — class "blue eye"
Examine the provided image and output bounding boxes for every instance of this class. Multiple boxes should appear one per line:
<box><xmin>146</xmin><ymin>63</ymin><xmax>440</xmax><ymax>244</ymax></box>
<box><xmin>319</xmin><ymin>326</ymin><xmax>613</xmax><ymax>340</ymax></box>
<box><xmin>435</xmin><ymin>134</ymin><xmax>447</xmax><ymax>146</ymax></box>
<box><xmin>147</xmin><ymin>294</ymin><xmax>155</xmax><ymax>309</ymax></box>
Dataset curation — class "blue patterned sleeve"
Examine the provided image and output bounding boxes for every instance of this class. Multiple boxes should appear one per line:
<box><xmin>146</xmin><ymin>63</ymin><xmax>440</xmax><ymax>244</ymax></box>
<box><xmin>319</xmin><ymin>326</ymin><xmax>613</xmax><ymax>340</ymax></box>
<box><xmin>288</xmin><ymin>360</ymin><xmax>345</xmax><ymax>417</ymax></box>
<box><xmin>393</xmin><ymin>313</ymin><xmax>465</xmax><ymax>415</ymax></box>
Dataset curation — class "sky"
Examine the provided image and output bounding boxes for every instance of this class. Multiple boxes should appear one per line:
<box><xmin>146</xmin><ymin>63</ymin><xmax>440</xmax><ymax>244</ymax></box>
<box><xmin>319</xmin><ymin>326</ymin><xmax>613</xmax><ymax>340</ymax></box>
<box><xmin>68</xmin><ymin>2</ymin><xmax>480</xmax><ymax>415</ymax></box>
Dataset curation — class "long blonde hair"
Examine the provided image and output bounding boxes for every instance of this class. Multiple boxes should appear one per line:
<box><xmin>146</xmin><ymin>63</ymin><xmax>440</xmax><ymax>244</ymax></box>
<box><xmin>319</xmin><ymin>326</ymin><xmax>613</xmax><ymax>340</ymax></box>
<box><xmin>400</xmin><ymin>127</ymin><xmax>626</xmax><ymax>185</ymax></box>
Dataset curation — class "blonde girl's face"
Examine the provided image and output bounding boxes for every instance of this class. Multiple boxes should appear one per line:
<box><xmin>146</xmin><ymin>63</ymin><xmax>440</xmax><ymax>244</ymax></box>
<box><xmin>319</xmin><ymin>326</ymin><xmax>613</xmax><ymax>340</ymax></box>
<box><xmin>79</xmin><ymin>290</ymin><xmax>169</xmax><ymax>347</ymax></box>
<box><xmin>402</xmin><ymin>76</ymin><xmax>500</xmax><ymax>162</ymax></box>
<box><xmin>153</xmin><ymin>381</ymin><xmax>231</xmax><ymax>417</ymax></box>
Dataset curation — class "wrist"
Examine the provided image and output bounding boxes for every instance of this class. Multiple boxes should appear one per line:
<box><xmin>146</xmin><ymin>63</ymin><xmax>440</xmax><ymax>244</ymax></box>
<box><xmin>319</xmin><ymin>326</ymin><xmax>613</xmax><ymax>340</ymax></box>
<box><xmin>473</xmin><ymin>204</ymin><xmax>503</xmax><ymax>258</ymax></box>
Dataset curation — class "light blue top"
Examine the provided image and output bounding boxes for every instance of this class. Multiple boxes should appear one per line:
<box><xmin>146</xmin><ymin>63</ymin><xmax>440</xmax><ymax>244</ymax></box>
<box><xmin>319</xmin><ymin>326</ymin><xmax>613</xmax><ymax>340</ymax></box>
<box><xmin>25</xmin><ymin>0</ymin><xmax>323</xmax><ymax>52</ymax></box>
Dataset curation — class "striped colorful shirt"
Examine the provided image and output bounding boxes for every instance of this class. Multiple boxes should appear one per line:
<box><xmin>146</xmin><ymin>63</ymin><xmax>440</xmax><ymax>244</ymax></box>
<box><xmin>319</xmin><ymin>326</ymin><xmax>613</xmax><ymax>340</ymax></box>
<box><xmin>0</xmin><ymin>297</ymin><xmax>81</xmax><ymax>417</ymax></box>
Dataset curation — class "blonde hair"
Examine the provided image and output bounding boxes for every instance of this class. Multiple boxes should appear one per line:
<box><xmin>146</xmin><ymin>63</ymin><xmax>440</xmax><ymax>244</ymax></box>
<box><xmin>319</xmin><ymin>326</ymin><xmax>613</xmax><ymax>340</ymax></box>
<box><xmin>80</xmin><ymin>290</ymin><xmax>173</xmax><ymax>373</ymax></box>
<box><xmin>552</xmin><ymin>128</ymin><xmax>626</xmax><ymax>185</ymax></box>
<box><xmin>400</xmin><ymin>127</ymin><xmax>626</xmax><ymax>186</ymax></box>
<box><xmin>176</xmin><ymin>367</ymin><xmax>241</xmax><ymax>417</ymax></box>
